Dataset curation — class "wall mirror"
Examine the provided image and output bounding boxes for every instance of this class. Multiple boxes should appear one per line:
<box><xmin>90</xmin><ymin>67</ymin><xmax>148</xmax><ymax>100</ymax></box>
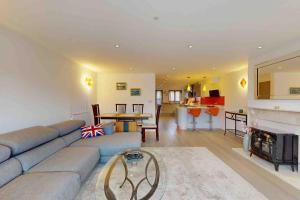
<box><xmin>255</xmin><ymin>52</ymin><xmax>300</xmax><ymax>100</ymax></box>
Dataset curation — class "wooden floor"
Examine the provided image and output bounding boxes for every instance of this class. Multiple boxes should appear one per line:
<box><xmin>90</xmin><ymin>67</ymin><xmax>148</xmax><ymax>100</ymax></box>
<box><xmin>142</xmin><ymin>116</ymin><xmax>300</xmax><ymax>200</ymax></box>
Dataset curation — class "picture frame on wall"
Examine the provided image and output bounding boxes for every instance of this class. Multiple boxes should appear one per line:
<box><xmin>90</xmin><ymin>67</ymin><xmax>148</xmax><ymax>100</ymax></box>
<box><xmin>130</xmin><ymin>88</ymin><xmax>141</xmax><ymax>96</ymax></box>
<box><xmin>116</xmin><ymin>82</ymin><xmax>127</xmax><ymax>90</ymax></box>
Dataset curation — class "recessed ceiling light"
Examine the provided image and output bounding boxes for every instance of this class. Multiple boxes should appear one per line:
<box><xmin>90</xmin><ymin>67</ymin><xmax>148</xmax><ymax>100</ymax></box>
<box><xmin>115</xmin><ymin>44</ymin><xmax>120</xmax><ymax>48</ymax></box>
<box><xmin>258</xmin><ymin>46</ymin><xmax>262</xmax><ymax>49</ymax></box>
<box><xmin>188</xmin><ymin>44</ymin><xmax>193</xmax><ymax>48</ymax></box>
<box><xmin>172</xmin><ymin>67</ymin><xmax>176</xmax><ymax>70</ymax></box>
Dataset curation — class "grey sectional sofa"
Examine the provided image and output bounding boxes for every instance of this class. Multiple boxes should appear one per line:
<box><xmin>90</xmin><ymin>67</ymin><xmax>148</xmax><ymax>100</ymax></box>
<box><xmin>0</xmin><ymin>120</ymin><xmax>141</xmax><ymax>200</ymax></box>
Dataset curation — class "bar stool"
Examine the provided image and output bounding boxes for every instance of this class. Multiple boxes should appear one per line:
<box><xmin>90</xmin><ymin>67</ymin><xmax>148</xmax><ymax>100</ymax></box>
<box><xmin>188</xmin><ymin>108</ymin><xmax>201</xmax><ymax>131</ymax></box>
<box><xmin>206</xmin><ymin>107</ymin><xmax>220</xmax><ymax>130</ymax></box>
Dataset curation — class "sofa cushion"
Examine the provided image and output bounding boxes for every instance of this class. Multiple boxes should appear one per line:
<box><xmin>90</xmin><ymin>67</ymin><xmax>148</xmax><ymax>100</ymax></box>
<box><xmin>116</xmin><ymin>121</ymin><xmax>137</xmax><ymax>132</ymax></box>
<box><xmin>49</xmin><ymin>120</ymin><xmax>85</xmax><ymax>136</ymax></box>
<box><xmin>103</xmin><ymin>122</ymin><xmax>115</xmax><ymax>135</ymax></box>
<box><xmin>0</xmin><ymin>172</ymin><xmax>80</xmax><ymax>200</ymax></box>
<box><xmin>81</xmin><ymin>124</ymin><xmax>105</xmax><ymax>139</ymax></box>
<box><xmin>71</xmin><ymin>132</ymin><xmax>141</xmax><ymax>157</ymax></box>
<box><xmin>16</xmin><ymin>138</ymin><xmax>66</xmax><ymax>171</ymax></box>
<box><xmin>0</xmin><ymin>145</ymin><xmax>11</xmax><ymax>163</ymax></box>
<box><xmin>0</xmin><ymin>126</ymin><xmax>59</xmax><ymax>156</ymax></box>
<box><xmin>28</xmin><ymin>146</ymin><xmax>99</xmax><ymax>182</ymax></box>
<box><xmin>61</xmin><ymin>130</ymin><xmax>81</xmax><ymax>146</ymax></box>
<box><xmin>0</xmin><ymin>158</ymin><xmax>22</xmax><ymax>188</ymax></box>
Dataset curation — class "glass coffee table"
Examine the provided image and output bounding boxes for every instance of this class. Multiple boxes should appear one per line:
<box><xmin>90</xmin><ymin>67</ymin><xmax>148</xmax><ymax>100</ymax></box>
<box><xmin>95</xmin><ymin>149</ymin><xmax>166</xmax><ymax>200</ymax></box>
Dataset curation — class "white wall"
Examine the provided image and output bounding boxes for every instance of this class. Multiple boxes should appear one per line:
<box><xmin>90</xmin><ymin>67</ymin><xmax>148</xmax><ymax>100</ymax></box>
<box><xmin>219</xmin><ymin>68</ymin><xmax>248</xmax><ymax>130</ymax></box>
<box><xmin>0</xmin><ymin>26</ymin><xmax>97</xmax><ymax>134</ymax></box>
<box><xmin>97</xmin><ymin>73</ymin><xmax>156</xmax><ymax>123</ymax></box>
<box><xmin>221</xmin><ymin>68</ymin><xmax>248</xmax><ymax>112</ymax></box>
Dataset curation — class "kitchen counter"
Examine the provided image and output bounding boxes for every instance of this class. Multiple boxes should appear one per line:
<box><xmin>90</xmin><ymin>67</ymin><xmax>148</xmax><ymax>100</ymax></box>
<box><xmin>176</xmin><ymin>105</ymin><xmax>224</xmax><ymax>130</ymax></box>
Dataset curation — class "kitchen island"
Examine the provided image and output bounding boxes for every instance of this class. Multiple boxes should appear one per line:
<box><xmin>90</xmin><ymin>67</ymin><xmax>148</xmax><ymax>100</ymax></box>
<box><xmin>176</xmin><ymin>105</ymin><xmax>224</xmax><ymax>130</ymax></box>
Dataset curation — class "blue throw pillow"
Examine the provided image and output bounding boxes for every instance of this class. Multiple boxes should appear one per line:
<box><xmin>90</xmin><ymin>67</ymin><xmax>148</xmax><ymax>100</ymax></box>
<box><xmin>103</xmin><ymin>124</ymin><xmax>114</xmax><ymax>135</ymax></box>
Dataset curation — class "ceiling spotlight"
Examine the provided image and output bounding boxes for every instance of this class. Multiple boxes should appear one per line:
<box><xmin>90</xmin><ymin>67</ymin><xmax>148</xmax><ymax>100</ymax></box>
<box><xmin>188</xmin><ymin>44</ymin><xmax>193</xmax><ymax>48</ymax></box>
<box><xmin>258</xmin><ymin>46</ymin><xmax>262</xmax><ymax>49</ymax></box>
<box><xmin>115</xmin><ymin>44</ymin><xmax>120</xmax><ymax>48</ymax></box>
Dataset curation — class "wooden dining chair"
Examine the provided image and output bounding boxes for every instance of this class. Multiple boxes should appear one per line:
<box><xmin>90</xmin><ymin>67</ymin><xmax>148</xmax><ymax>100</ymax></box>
<box><xmin>141</xmin><ymin>105</ymin><xmax>161</xmax><ymax>142</ymax></box>
<box><xmin>91</xmin><ymin>104</ymin><xmax>100</xmax><ymax>125</ymax></box>
<box><xmin>133</xmin><ymin>104</ymin><xmax>144</xmax><ymax>126</ymax></box>
<box><xmin>116</xmin><ymin>104</ymin><xmax>127</xmax><ymax>114</ymax></box>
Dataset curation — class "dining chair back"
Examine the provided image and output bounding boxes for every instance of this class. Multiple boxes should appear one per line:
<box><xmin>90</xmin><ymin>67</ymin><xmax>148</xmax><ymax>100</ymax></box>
<box><xmin>116</xmin><ymin>104</ymin><xmax>127</xmax><ymax>114</ymax></box>
<box><xmin>91</xmin><ymin>104</ymin><xmax>100</xmax><ymax>125</ymax></box>
<box><xmin>133</xmin><ymin>104</ymin><xmax>144</xmax><ymax>114</ymax></box>
<box><xmin>141</xmin><ymin>105</ymin><xmax>162</xmax><ymax>143</ymax></box>
<box><xmin>156</xmin><ymin>105</ymin><xmax>162</xmax><ymax>126</ymax></box>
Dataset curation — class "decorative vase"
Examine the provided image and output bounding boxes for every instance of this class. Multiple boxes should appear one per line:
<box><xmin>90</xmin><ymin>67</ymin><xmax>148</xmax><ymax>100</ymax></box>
<box><xmin>243</xmin><ymin>134</ymin><xmax>250</xmax><ymax>152</ymax></box>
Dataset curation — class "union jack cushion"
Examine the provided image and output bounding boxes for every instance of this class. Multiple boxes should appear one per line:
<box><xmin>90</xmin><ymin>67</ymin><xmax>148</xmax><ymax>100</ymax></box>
<box><xmin>81</xmin><ymin>124</ymin><xmax>105</xmax><ymax>139</ymax></box>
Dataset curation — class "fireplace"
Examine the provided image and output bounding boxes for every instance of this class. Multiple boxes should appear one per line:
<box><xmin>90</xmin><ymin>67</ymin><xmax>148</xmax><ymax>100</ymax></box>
<box><xmin>250</xmin><ymin>127</ymin><xmax>298</xmax><ymax>171</ymax></box>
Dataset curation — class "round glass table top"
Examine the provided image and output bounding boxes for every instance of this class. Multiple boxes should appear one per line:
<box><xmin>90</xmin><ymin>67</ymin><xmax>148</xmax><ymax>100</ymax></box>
<box><xmin>95</xmin><ymin>149</ymin><xmax>166</xmax><ymax>200</ymax></box>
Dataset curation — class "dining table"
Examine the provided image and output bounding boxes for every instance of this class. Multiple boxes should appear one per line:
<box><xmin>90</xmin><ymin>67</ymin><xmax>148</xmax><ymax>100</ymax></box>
<box><xmin>97</xmin><ymin>113</ymin><xmax>152</xmax><ymax>120</ymax></box>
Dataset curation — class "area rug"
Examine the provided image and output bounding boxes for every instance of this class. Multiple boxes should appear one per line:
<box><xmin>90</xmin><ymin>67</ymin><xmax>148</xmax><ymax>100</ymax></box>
<box><xmin>76</xmin><ymin>147</ymin><xmax>267</xmax><ymax>200</ymax></box>
<box><xmin>233</xmin><ymin>148</ymin><xmax>300</xmax><ymax>190</ymax></box>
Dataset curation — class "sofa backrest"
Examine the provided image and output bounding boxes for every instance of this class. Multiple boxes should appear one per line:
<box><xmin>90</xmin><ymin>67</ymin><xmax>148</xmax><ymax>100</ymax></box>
<box><xmin>0</xmin><ymin>145</ymin><xmax>22</xmax><ymax>188</ymax></box>
<box><xmin>16</xmin><ymin>138</ymin><xmax>66</xmax><ymax>171</ymax></box>
<box><xmin>0</xmin><ymin>126</ymin><xmax>59</xmax><ymax>156</ymax></box>
<box><xmin>0</xmin><ymin>158</ymin><xmax>22</xmax><ymax>188</ymax></box>
<box><xmin>61</xmin><ymin>130</ymin><xmax>82</xmax><ymax>146</ymax></box>
<box><xmin>49</xmin><ymin>120</ymin><xmax>85</xmax><ymax>136</ymax></box>
<box><xmin>0</xmin><ymin>145</ymin><xmax>11</xmax><ymax>163</ymax></box>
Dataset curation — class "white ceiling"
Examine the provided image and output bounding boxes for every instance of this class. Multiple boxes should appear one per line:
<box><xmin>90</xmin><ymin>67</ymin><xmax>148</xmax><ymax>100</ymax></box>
<box><xmin>1</xmin><ymin>0</ymin><xmax>300</xmax><ymax>81</ymax></box>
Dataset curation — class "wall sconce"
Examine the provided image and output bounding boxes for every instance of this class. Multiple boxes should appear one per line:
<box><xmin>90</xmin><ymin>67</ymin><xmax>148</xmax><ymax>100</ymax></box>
<box><xmin>83</xmin><ymin>75</ymin><xmax>93</xmax><ymax>89</ymax></box>
<box><xmin>240</xmin><ymin>78</ymin><xmax>247</xmax><ymax>88</ymax></box>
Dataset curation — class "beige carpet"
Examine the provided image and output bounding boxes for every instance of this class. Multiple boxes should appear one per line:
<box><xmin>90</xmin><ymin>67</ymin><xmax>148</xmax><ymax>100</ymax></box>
<box><xmin>233</xmin><ymin>148</ymin><xmax>300</xmax><ymax>191</ymax></box>
<box><xmin>76</xmin><ymin>147</ymin><xmax>267</xmax><ymax>200</ymax></box>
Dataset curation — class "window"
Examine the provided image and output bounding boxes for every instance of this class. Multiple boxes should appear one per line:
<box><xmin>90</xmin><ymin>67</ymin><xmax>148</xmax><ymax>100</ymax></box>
<box><xmin>155</xmin><ymin>90</ymin><xmax>163</xmax><ymax>105</ymax></box>
<box><xmin>169</xmin><ymin>90</ymin><xmax>182</xmax><ymax>103</ymax></box>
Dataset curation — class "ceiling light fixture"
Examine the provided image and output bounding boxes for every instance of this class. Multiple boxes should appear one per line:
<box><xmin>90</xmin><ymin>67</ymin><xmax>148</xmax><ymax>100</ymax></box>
<box><xmin>258</xmin><ymin>46</ymin><xmax>262</xmax><ymax>49</ymax></box>
<box><xmin>153</xmin><ymin>16</ymin><xmax>159</xmax><ymax>21</ymax></box>
<box><xmin>188</xmin><ymin>44</ymin><xmax>193</xmax><ymax>48</ymax></box>
<box><xmin>115</xmin><ymin>44</ymin><xmax>120</xmax><ymax>48</ymax></box>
